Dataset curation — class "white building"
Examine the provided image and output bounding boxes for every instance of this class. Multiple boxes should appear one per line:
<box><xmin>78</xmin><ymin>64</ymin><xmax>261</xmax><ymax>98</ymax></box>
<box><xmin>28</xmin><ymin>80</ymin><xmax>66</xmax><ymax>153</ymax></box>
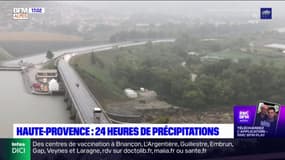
<box><xmin>187</xmin><ymin>51</ymin><xmax>200</xmax><ymax>56</ymax></box>
<box><xmin>124</xmin><ymin>88</ymin><xmax>138</xmax><ymax>98</ymax></box>
<box><xmin>200</xmin><ymin>55</ymin><xmax>224</xmax><ymax>62</ymax></box>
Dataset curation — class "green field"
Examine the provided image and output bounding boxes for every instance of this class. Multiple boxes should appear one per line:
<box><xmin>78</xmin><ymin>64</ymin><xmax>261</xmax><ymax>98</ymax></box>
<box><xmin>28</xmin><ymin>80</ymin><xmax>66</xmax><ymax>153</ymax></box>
<box><xmin>208</xmin><ymin>48</ymin><xmax>285</xmax><ymax>67</ymax></box>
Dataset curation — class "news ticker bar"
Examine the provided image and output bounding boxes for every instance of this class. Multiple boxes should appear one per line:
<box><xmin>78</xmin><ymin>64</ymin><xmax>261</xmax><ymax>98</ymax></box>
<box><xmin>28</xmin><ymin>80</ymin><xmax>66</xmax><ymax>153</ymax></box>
<box><xmin>13</xmin><ymin>124</ymin><xmax>233</xmax><ymax>139</ymax></box>
<box><xmin>0</xmin><ymin>138</ymin><xmax>235</xmax><ymax>160</ymax></box>
<box><xmin>4</xmin><ymin>138</ymin><xmax>285</xmax><ymax>160</ymax></box>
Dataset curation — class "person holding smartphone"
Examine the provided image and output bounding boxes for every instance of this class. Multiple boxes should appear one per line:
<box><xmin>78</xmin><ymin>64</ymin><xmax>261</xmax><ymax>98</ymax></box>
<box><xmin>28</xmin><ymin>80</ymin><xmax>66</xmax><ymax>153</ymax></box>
<box><xmin>264</xmin><ymin>107</ymin><xmax>277</xmax><ymax>136</ymax></box>
<box><xmin>255</xmin><ymin>104</ymin><xmax>268</xmax><ymax>126</ymax></box>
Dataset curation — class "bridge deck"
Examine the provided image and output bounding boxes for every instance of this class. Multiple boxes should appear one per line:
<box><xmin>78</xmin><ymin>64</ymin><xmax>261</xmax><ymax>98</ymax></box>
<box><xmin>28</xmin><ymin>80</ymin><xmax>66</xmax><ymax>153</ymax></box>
<box><xmin>0</xmin><ymin>67</ymin><xmax>22</xmax><ymax>71</ymax></box>
<box><xmin>58</xmin><ymin>60</ymin><xmax>110</xmax><ymax>123</ymax></box>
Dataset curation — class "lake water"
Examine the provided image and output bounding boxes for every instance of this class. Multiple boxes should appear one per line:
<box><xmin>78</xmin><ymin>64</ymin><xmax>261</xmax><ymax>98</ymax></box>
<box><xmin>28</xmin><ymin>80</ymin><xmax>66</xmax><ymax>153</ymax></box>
<box><xmin>0</xmin><ymin>71</ymin><xmax>72</xmax><ymax>137</ymax></box>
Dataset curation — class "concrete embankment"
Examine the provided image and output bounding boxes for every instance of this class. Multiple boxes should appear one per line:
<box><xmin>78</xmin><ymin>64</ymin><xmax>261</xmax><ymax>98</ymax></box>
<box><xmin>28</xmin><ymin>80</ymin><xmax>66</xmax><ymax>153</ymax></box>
<box><xmin>21</xmin><ymin>67</ymin><xmax>33</xmax><ymax>94</ymax></box>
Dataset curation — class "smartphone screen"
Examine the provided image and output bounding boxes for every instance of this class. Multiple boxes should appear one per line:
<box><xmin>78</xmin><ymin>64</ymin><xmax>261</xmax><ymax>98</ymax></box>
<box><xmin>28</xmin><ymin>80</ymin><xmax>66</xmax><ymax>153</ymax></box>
<box><xmin>255</xmin><ymin>101</ymin><xmax>280</xmax><ymax>136</ymax></box>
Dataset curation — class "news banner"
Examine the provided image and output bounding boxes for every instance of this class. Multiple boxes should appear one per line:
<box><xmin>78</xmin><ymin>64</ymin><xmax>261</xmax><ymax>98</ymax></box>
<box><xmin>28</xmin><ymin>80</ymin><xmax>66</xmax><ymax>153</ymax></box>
<box><xmin>2</xmin><ymin>104</ymin><xmax>285</xmax><ymax>159</ymax></box>
<box><xmin>14</xmin><ymin>124</ymin><xmax>223</xmax><ymax>138</ymax></box>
